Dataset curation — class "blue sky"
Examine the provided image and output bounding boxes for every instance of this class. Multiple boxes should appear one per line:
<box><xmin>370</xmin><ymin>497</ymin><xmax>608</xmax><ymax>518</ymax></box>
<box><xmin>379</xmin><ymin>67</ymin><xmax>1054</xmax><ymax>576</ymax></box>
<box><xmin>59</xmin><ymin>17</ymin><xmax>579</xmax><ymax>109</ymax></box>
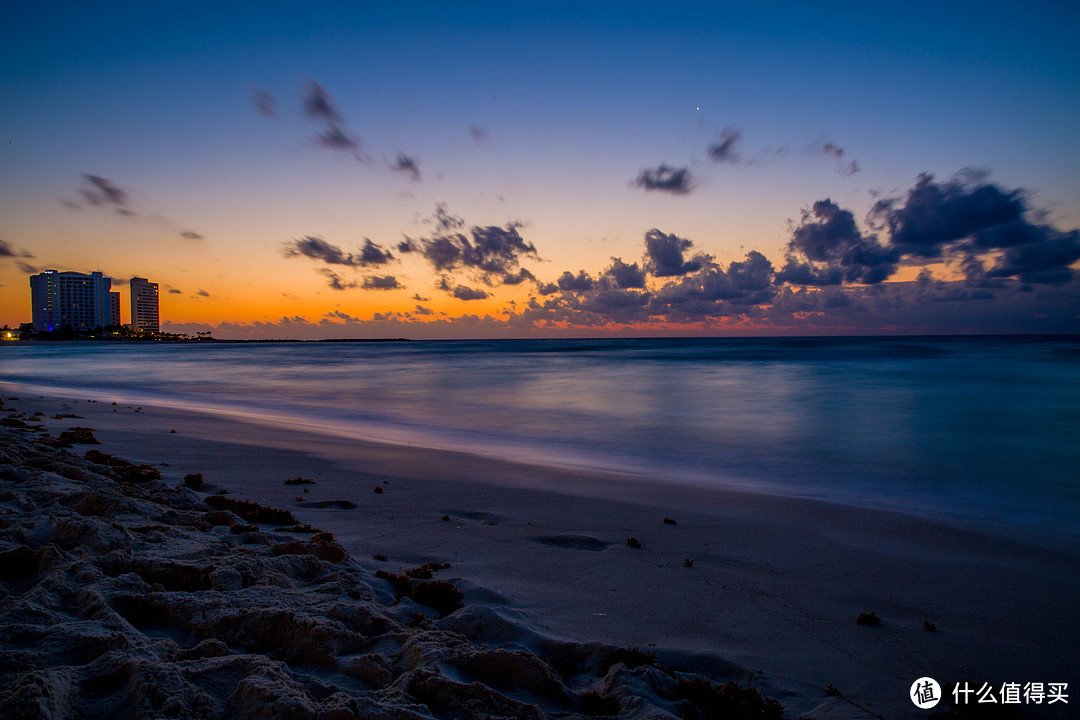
<box><xmin>2</xmin><ymin>1</ymin><xmax>1078</xmax><ymax>336</ymax></box>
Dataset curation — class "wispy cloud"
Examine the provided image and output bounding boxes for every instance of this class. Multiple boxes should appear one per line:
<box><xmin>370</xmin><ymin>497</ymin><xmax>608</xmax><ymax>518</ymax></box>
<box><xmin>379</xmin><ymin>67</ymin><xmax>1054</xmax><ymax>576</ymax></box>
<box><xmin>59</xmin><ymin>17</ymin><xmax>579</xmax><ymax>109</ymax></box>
<box><xmin>80</xmin><ymin>174</ymin><xmax>134</xmax><ymax>216</ymax></box>
<box><xmin>392</xmin><ymin>153</ymin><xmax>421</xmax><ymax>181</ymax></box>
<box><xmin>283</xmin><ymin>236</ymin><xmax>394</xmax><ymax>268</ymax></box>
<box><xmin>363</xmin><ymin>275</ymin><xmax>401</xmax><ymax>290</ymax></box>
<box><xmin>821</xmin><ymin>142</ymin><xmax>860</xmax><ymax>177</ymax></box>
<box><xmin>301</xmin><ymin>80</ymin><xmax>365</xmax><ymax>160</ymax></box>
<box><xmin>707</xmin><ymin>128</ymin><xmax>742</xmax><ymax>163</ymax></box>
<box><xmin>252</xmin><ymin>87</ymin><xmax>277</xmax><ymax>117</ymax></box>
<box><xmin>634</xmin><ymin>165</ymin><xmax>695</xmax><ymax>195</ymax></box>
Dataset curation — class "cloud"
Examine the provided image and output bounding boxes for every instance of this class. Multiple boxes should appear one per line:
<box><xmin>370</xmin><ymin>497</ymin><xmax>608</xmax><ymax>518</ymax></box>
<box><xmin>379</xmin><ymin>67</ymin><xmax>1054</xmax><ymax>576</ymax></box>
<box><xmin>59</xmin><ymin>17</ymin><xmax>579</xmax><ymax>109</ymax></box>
<box><xmin>323</xmin><ymin>310</ymin><xmax>360</xmax><ymax>323</ymax></box>
<box><xmin>500</xmin><ymin>268</ymin><xmax>535</xmax><ymax>285</ymax></box>
<box><xmin>404</xmin><ymin>206</ymin><xmax>539</xmax><ymax>285</ymax></box>
<box><xmin>557</xmin><ymin>271</ymin><xmax>593</xmax><ymax>292</ymax></box>
<box><xmin>986</xmin><ymin>228</ymin><xmax>1080</xmax><ymax>284</ymax></box>
<box><xmin>168</xmin><ymin>288</ymin><xmax>183</xmax><ymax>294</ymax></box>
<box><xmin>284</xmin><ymin>236</ymin><xmax>394</xmax><ymax>267</ymax></box>
<box><xmin>363</xmin><ymin>275</ymin><xmax>402</xmax><ymax>290</ymax></box>
<box><xmin>451</xmin><ymin>285</ymin><xmax>489</xmax><ymax>301</ymax></box>
<box><xmin>302</xmin><ymin>80</ymin><xmax>342</xmax><ymax>124</ymax></box>
<box><xmin>821</xmin><ymin>143</ymin><xmax>860</xmax><ymax>177</ymax></box>
<box><xmin>869</xmin><ymin>172</ymin><xmax>1080</xmax><ymax>284</ymax></box>
<box><xmin>603</xmin><ymin>258</ymin><xmax>647</xmax><ymax>289</ymax></box>
<box><xmin>432</xmin><ymin>203</ymin><xmax>465</xmax><ymax>232</ymax></box>
<box><xmin>708</xmin><ymin>128</ymin><xmax>741</xmax><ymax>163</ymax></box>
<box><xmin>196</xmin><ymin>289</ymin><xmax>210</xmax><ymax>297</ymax></box>
<box><xmin>0</xmin><ymin>239</ymin><xmax>34</xmax><ymax>260</ymax></box>
<box><xmin>81</xmin><ymin>174</ymin><xmax>133</xmax><ymax>215</ymax></box>
<box><xmin>470</xmin><ymin>125</ymin><xmax>489</xmax><ymax>142</ymax></box>
<box><xmin>870</xmin><ymin>172</ymin><xmax>1024</xmax><ymax>257</ymax></box>
<box><xmin>643</xmin><ymin>229</ymin><xmax>704</xmax><ymax>277</ymax></box>
<box><xmin>315</xmin><ymin>125</ymin><xmax>362</xmax><ymax>153</ymax></box>
<box><xmin>392</xmin><ymin>153</ymin><xmax>421</xmax><ymax>181</ymax></box>
<box><xmin>252</xmin><ymin>87</ymin><xmax>277</xmax><ymax>117</ymax></box>
<box><xmin>777</xmin><ymin>199</ymin><xmax>899</xmax><ymax>285</ymax></box>
<box><xmin>301</xmin><ymin>80</ymin><xmax>364</xmax><ymax>159</ymax></box>
<box><xmin>412</xmin><ymin>293</ymin><xmax>429</xmax><ymax>302</ymax></box>
<box><xmin>634</xmin><ymin>165</ymin><xmax>695</xmax><ymax>195</ymax></box>
<box><xmin>179</xmin><ymin>230</ymin><xmax>204</xmax><ymax>240</ymax></box>
<box><xmin>317</xmin><ymin>268</ymin><xmax>357</xmax><ymax>290</ymax></box>
<box><xmin>651</xmin><ymin>252</ymin><xmax>777</xmax><ymax>310</ymax></box>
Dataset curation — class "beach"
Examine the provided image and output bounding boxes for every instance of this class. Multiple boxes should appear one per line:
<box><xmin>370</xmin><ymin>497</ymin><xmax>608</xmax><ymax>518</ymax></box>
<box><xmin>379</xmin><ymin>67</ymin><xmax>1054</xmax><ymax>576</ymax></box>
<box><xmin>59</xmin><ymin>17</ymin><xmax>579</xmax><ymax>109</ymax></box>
<box><xmin>2</xmin><ymin>385</ymin><xmax>1077</xmax><ymax>719</ymax></box>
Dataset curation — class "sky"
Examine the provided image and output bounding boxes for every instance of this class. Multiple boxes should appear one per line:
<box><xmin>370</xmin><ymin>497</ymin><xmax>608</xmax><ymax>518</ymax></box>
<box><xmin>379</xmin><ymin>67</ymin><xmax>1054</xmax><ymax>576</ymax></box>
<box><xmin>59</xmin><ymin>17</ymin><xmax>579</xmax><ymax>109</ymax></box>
<box><xmin>2</xmin><ymin>0</ymin><xmax>1079</xmax><ymax>338</ymax></box>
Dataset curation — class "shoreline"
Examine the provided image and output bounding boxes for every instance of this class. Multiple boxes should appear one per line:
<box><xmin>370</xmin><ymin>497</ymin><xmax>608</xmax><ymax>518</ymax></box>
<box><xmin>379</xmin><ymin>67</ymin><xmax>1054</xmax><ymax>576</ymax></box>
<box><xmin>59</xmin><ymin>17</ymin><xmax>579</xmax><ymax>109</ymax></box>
<box><xmin>2</xmin><ymin>388</ymin><xmax>1078</xmax><ymax>718</ymax></box>
<box><xmin>3</xmin><ymin>378</ymin><xmax>1075</xmax><ymax>556</ymax></box>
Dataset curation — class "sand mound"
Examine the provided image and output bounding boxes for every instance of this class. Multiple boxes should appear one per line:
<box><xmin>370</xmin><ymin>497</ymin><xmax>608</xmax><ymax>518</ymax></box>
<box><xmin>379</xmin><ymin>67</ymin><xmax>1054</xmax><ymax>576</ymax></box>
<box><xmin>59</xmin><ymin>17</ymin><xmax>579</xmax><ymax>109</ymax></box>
<box><xmin>0</xmin><ymin>424</ymin><xmax>782</xmax><ymax>719</ymax></box>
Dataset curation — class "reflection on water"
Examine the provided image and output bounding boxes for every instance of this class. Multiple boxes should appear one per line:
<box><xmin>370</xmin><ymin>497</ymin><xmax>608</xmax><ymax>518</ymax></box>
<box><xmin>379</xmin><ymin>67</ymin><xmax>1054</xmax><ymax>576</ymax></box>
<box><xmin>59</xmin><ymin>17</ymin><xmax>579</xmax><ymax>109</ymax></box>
<box><xmin>3</xmin><ymin>336</ymin><xmax>1078</xmax><ymax>543</ymax></box>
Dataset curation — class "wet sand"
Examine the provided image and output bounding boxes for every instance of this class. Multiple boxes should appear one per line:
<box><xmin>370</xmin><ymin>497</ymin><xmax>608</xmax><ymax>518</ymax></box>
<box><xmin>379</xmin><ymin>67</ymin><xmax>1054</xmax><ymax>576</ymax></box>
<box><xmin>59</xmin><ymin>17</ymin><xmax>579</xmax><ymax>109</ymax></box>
<box><xmin>2</xmin><ymin>387</ymin><xmax>1077</xmax><ymax>718</ymax></box>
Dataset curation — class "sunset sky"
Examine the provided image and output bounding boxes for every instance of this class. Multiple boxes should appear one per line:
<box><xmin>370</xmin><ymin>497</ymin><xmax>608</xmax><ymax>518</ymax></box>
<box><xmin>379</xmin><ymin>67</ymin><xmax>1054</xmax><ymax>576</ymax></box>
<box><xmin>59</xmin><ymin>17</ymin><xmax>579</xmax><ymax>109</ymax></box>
<box><xmin>2</xmin><ymin>1</ymin><xmax>1079</xmax><ymax>337</ymax></box>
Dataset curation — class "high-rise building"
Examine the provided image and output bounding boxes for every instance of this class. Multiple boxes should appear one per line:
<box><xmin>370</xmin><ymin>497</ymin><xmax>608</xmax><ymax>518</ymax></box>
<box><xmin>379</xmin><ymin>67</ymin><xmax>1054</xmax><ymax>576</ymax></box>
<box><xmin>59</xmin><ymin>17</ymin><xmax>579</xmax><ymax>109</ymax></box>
<box><xmin>29</xmin><ymin>270</ymin><xmax>115</xmax><ymax>331</ymax></box>
<box><xmin>109</xmin><ymin>291</ymin><xmax>121</xmax><ymax>326</ymax></box>
<box><xmin>129</xmin><ymin>277</ymin><xmax>159</xmax><ymax>333</ymax></box>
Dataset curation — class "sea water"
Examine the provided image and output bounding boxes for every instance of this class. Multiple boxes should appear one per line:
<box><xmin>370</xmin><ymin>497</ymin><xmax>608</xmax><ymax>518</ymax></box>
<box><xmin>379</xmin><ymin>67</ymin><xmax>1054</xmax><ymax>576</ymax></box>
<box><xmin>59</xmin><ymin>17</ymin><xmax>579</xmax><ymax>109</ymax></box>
<box><xmin>3</xmin><ymin>336</ymin><xmax>1077</xmax><ymax>548</ymax></box>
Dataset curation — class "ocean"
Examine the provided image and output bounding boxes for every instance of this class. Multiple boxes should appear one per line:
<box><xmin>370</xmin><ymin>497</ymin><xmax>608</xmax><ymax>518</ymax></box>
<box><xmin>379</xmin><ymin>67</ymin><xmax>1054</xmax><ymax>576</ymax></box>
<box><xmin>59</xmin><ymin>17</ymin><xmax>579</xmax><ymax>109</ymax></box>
<box><xmin>3</xmin><ymin>335</ymin><xmax>1078</xmax><ymax>549</ymax></box>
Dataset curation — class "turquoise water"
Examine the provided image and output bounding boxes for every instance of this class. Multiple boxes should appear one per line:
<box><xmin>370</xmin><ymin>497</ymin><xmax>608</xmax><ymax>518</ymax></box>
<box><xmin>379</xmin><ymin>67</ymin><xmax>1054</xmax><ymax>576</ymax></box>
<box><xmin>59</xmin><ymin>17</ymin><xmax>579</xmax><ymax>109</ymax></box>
<box><xmin>3</xmin><ymin>336</ymin><xmax>1078</xmax><ymax>548</ymax></box>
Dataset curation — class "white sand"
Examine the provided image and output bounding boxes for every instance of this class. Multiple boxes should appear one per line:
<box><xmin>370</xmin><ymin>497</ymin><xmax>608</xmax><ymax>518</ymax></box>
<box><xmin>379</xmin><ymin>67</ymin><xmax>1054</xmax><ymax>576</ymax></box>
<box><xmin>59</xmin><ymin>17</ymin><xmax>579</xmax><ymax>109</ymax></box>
<box><xmin>2</xmin><ymin>386</ymin><xmax>1077</xmax><ymax>719</ymax></box>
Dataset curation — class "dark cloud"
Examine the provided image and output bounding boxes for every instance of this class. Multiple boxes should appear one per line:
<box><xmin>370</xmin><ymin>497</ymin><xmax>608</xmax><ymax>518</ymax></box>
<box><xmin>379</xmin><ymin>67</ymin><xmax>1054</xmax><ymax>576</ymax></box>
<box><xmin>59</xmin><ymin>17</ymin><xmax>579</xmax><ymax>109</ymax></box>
<box><xmin>603</xmin><ymin>258</ymin><xmax>647</xmax><ymax>289</ymax></box>
<box><xmin>412</xmin><ymin>293</ymin><xmax>429</xmax><ymax>302</ymax></box>
<box><xmin>869</xmin><ymin>172</ymin><xmax>1080</xmax><ymax>284</ymax></box>
<box><xmin>168</xmin><ymin>288</ymin><xmax>183</xmax><ymax>294</ymax></box>
<box><xmin>643</xmin><ymin>229</ymin><xmax>703</xmax><ymax>277</ymax></box>
<box><xmin>252</xmin><ymin>87</ymin><xmax>277</xmax><ymax>117</ymax></box>
<box><xmin>315</xmin><ymin>125</ymin><xmax>362</xmax><ymax>153</ymax></box>
<box><xmin>406</xmin><ymin>207</ymin><xmax>538</xmax><ymax>286</ymax></box>
<box><xmin>777</xmin><ymin>199</ymin><xmax>899</xmax><ymax>285</ymax></box>
<box><xmin>81</xmin><ymin>174</ymin><xmax>133</xmax><ymax>215</ymax></box>
<box><xmin>16</xmin><ymin>261</ymin><xmax>40</xmax><ymax>274</ymax></box>
<box><xmin>708</xmin><ymin>128</ymin><xmax>741</xmax><ymax>163</ymax></box>
<box><xmin>414</xmin><ymin>305</ymin><xmax>434</xmax><ymax>316</ymax></box>
<box><xmin>536</xmin><ymin>282</ymin><xmax>559</xmax><ymax>295</ymax></box>
<box><xmin>393</xmin><ymin>153</ymin><xmax>421</xmax><ymax>181</ymax></box>
<box><xmin>470</xmin><ymin>125</ymin><xmax>489</xmax><ymax>142</ymax></box>
<box><xmin>433</xmin><ymin>203</ymin><xmax>465</xmax><ymax>232</ymax></box>
<box><xmin>870</xmin><ymin>173</ymin><xmax>1024</xmax><ymax>257</ymax></box>
<box><xmin>317</xmin><ymin>268</ymin><xmax>357</xmax><ymax>291</ymax></box>
<box><xmin>59</xmin><ymin>199</ymin><xmax>81</xmax><ymax>210</ymax></box>
<box><xmin>284</xmin><ymin>236</ymin><xmax>394</xmax><ymax>267</ymax></box>
<box><xmin>557</xmin><ymin>271</ymin><xmax>593</xmax><ymax>292</ymax></box>
<box><xmin>302</xmin><ymin>80</ymin><xmax>342</xmax><ymax>124</ymax></box>
<box><xmin>451</xmin><ymin>285</ymin><xmax>489</xmax><ymax>301</ymax></box>
<box><xmin>500</xmin><ymin>268</ymin><xmax>536</xmax><ymax>286</ymax></box>
<box><xmin>821</xmin><ymin>143</ymin><xmax>860</xmax><ymax>177</ymax></box>
<box><xmin>986</xmin><ymin>228</ymin><xmax>1080</xmax><ymax>284</ymax></box>
<box><xmin>0</xmin><ymin>239</ymin><xmax>34</xmax><ymax>259</ymax></box>
<box><xmin>196</xmin><ymin>289</ymin><xmax>210</xmax><ymax>297</ymax></box>
<box><xmin>179</xmin><ymin>230</ymin><xmax>204</xmax><ymax>240</ymax></box>
<box><xmin>652</xmin><ymin>252</ymin><xmax>777</xmax><ymax>309</ymax></box>
<box><xmin>327</xmin><ymin>310</ymin><xmax>360</xmax><ymax>322</ymax></box>
<box><xmin>301</xmin><ymin>80</ymin><xmax>364</xmax><ymax>159</ymax></box>
<box><xmin>634</xmin><ymin>165</ymin><xmax>695</xmax><ymax>195</ymax></box>
<box><xmin>363</xmin><ymin>275</ymin><xmax>402</xmax><ymax>290</ymax></box>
